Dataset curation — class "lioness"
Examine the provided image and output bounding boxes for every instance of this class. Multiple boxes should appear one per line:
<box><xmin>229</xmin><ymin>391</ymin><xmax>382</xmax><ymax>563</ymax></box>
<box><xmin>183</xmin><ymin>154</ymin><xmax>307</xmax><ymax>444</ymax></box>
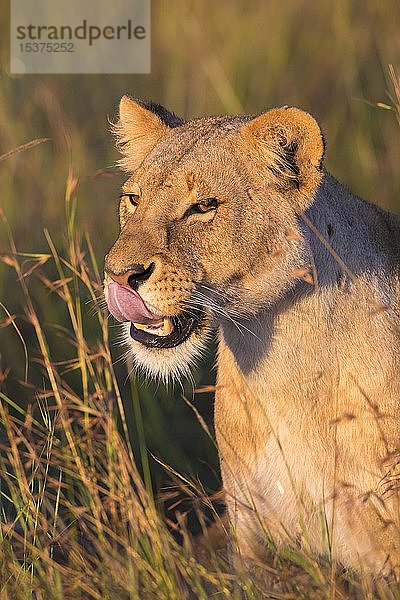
<box><xmin>104</xmin><ymin>96</ymin><xmax>400</xmax><ymax>577</ymax></box>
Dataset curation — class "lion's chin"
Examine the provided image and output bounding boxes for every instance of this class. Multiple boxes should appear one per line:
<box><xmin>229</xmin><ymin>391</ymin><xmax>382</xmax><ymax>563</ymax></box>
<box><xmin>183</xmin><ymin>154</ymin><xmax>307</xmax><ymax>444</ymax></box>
<box><xmin>121</xmin><ymin>319</ymin><xmax>212</xmax><ymax>382</ymax></box>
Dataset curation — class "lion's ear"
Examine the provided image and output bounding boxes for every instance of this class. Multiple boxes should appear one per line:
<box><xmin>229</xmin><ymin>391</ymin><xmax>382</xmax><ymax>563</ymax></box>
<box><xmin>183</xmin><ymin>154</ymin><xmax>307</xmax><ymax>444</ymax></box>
<box><xmin>113</xmin><ymin>96</ymin><xmax>184</xmax><ymax>171</ymax></box>
<box><xmin>241</xmin><ymin>107</ymin><xmax>325</xmax><ymax>209</ymax></box>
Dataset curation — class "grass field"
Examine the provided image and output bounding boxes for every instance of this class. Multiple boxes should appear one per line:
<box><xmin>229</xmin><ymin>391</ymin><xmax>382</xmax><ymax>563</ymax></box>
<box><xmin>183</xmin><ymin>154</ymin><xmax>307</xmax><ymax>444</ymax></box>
<box><xmin>1</xmin><ymin>1</ymin><xmax>400</xmax><ymax>597</ymax></box>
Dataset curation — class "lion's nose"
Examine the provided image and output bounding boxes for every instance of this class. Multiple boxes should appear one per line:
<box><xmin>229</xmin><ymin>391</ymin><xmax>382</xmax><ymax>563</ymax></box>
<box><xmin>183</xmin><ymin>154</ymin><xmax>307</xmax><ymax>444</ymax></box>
<box><xmin>108</xmin><ymin>262</ymin><xmax>155</xmax><ymax>291</ymax></box>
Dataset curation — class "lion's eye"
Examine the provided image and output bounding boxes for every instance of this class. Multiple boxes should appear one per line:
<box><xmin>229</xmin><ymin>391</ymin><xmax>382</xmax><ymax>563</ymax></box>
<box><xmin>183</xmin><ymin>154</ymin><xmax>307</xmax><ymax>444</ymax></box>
<box><xmin>120</xmin><ymin>193</ymin><xmax>140</xmax><ymax>207</ymax></box>
<box><xmin>186</xmin><ymin>198</ymin><xmax>218</xmax><ymax>216</ymax></box>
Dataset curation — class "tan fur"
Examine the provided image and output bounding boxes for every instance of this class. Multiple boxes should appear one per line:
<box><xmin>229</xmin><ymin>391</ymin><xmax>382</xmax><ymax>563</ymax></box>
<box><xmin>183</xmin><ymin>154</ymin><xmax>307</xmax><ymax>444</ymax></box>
<box><xmin>105</xmin><ymin>96</ymin><xmax>400</xmax><ymax>576</ymax></box>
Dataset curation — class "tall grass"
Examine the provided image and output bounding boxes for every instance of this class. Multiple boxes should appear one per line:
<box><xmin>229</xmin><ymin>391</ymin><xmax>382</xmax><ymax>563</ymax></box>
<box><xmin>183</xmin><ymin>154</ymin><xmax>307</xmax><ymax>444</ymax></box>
<box><xmin>0</xmin><ymin>172</ymin><xmax>230</xmax><ymax>599</ymax></box>
<box><xmin>1</xmin><ymin>0</ymin><xmax>400</xmax><ymax>484</ymax></box>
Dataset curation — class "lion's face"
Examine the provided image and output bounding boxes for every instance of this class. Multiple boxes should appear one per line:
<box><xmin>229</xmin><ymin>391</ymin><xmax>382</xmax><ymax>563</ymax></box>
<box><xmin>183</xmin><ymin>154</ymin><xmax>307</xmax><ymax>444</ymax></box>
<box><xmin>104</xmin><ymin>98</ymin><xmax>324</xmax><ymax>379</ymax></box>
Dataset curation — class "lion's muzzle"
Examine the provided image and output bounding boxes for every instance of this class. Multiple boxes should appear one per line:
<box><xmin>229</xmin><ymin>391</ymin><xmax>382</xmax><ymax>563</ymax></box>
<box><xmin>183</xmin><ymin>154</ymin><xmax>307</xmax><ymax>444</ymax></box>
<box><xmin>105</xmin><ymin>280</ymin><xmax>203</xmax><ymax>349</ymax></box>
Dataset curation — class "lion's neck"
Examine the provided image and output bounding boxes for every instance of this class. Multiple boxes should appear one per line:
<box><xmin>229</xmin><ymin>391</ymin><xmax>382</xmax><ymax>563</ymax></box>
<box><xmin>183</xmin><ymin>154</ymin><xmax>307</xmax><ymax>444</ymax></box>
<box><xmin>217</xmin><ymin>171</ymin><xmax>400</xmax><ymax>382</ymax></box>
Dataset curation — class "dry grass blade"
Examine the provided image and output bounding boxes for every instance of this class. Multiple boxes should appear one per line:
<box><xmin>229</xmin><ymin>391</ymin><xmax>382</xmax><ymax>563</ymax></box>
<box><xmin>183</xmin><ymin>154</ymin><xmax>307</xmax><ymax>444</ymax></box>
<box><xmin>0</xmin><ymin>138</ymin><xmax>51</xmax><ymax>164</ymax></box>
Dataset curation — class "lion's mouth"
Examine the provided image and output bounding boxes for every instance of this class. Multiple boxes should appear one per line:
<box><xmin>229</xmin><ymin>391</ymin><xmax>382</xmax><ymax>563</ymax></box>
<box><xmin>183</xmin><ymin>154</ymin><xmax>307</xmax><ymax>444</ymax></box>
<box><xmin>130</xmin><ymin>313</ymin><xmax>200</xmax><ymax>349</ymax></box>
<box><xmin>106</xmin><ymin>281</ymin><xmax>202</xmax><ymax>349</ymax></box>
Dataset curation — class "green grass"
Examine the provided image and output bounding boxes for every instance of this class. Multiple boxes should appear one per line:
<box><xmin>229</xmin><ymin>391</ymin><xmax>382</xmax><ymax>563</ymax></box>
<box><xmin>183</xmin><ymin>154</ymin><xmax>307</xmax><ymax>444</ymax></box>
<box><xmin>1</xmin><ymin>1</ymin><xmax>400</xmax><ymax>597</ymax></box>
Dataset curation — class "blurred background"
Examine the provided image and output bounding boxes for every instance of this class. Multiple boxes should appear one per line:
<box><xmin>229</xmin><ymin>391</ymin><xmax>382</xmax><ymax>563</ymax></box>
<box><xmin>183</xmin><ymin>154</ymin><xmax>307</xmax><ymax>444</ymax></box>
<box><xmin>0</xmin><ymin>0</ymin><xmax>399</xmax><ymax>524</ymax></box>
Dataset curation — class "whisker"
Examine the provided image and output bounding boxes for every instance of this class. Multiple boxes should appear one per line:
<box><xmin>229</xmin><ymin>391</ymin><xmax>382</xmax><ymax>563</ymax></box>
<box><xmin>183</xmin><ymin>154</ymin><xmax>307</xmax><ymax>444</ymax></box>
<box><xmin>196</xmin><ymin>282</ymin><xmax>232</xmax><ymax>300</ymax></box>
<box><xmin>192</xmin><ymin>287</ymin><xmax>248</xmax><ymax>319</ymax></box>
<box><xmin>190</xmin><ymin>291</ymin><xmax>244</xmax><ymax>321</ymax></box>
<box><xmin>186</xmin><ymin>296</ymin><xmax>260</xmax><ymax>340</ymax></box>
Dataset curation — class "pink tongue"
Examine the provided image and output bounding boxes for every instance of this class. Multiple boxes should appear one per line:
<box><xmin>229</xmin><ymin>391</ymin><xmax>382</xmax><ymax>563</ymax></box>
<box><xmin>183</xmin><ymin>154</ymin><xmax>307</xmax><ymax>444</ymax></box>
<box><xmin>106</xmin><ymin>282</ymin><xmax>162</xmax><ymax>325</ymax></box>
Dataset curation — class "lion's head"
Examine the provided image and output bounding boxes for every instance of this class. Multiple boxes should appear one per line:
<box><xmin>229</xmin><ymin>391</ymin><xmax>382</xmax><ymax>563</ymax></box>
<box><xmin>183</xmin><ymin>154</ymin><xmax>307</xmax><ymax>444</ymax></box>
<box><xmin>104</xmin><ymin>97</ymin><xmax>324</xmax><ymax>379</ymax></box>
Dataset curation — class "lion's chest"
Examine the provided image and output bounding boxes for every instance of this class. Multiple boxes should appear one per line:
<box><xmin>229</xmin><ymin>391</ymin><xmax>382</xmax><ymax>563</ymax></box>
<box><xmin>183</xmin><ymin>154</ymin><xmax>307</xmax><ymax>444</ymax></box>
<box><xmin>214</xmin><ymin>320</ymin><xmax>397</xmax><ymax>533</ymax></box>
